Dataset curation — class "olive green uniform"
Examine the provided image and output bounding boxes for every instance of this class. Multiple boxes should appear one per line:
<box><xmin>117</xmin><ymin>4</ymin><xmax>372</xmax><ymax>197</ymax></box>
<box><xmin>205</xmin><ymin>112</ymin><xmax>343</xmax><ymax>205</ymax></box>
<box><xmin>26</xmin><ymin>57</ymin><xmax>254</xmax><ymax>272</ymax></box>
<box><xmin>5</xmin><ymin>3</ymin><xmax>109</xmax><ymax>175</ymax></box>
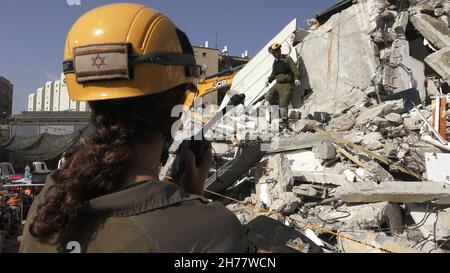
<box><xmin>20</xmin><ymin>172</ymin><xmax>252</xmax><ymax>253</ymax></box>
<box><xmin>265</xmin><ymin>55</ymin><xmax>301</xmax><ymax>107</ymax></box>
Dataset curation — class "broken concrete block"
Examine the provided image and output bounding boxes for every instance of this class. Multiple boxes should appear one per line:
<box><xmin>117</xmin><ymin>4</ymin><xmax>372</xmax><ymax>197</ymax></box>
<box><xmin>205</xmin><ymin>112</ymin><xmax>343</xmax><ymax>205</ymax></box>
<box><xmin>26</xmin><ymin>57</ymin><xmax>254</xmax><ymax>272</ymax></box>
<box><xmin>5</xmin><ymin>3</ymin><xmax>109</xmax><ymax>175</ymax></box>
<box><xmin>344</xmin><ymin>169</ymin><xmax>357</xmax><ymax>183</ymax></box>
<box><xmin>293</xmin><ymin>184</ymin><xmax>319</xmax><ymax>198</ymax></box>
<box><xmin>356</xmin><ymin>100</ymin><xmax>405</xmax><ymax>124</ymax></box>
<box><xmin>289</xmin><ymin>119</ymin><xmax>320</xmax><ymax>133</ymax></box>
<box><xmin>363</xmin><ymin>161</ymin><xmax>395</xmax><ymax>184</ymax></box>
<box><xmin>369</xmin><ymin>116</ymin><xmax>389</xmax><ymax>128</ymax></box>
<box><xmin>313</xmin><ymin>142</ymin><xmax>337</xmax><ymax>160</ymax></box>
<box><xmin>362</xmin><ymin>132</ymin><xmax>384</xmax><ymax>150</ymax></box>
<box><xmin>269</xmin><ymin>192</ymin><xmax>301</xmax><ymax>215</ymax></box>
<box><xmin>435</xmin><ymin>8</ymin><xmax>446</xmax><ymax>17</ymax></box>
<box><xmin>254</xmin><ymin>153</ymin><xmax>294</xmax><ymax>207</ymax></box>
<box><xmin>410</xmin><ymin>57</ymin><xmax>427</xmax><ymax>102</ymax></box>
<box><xmin>384</xmin><ymin>39</ymin><xmax>414</xmax><ymax>93</ymax></box>
<box><xmin>407</xmin><ymin>204</ymin><xmax>450</xmax><ymax>247</ymax></box>
<box><xmin>385</xmin><ymin>113</ymin><xmax>403</xmax><ymax>124</ymax></box>
<box><xmin>280</xmin><ymin>192</ymin><xmax>302</xmax><ymax>215</ymax></box>
<box><xmin>410</xmin><ymin>13</ymin><xmax>450</xmax><ymax>49</ymax></box>
<box><xmin>392</xmin><ymin>11</ymin><xmax>409</xmax><ymax>35</ymax></box>
<box><xmin>337</xmin><ymin>231</ymin><xmax>421</xmax><ymax>253</ymax></box>
<box><xmin>286</xmin><ymin>151</ymin><xmax>324</xmax><ymax>173</ymax></box>
<box><xmin>425</xmin><ymin>152</ymin><xmax>450</xmax><ymax>183</ymax></box>
<box><xmin>336</xmin><ymin>181</ymin><xmax>450</xmax><ymax>204</ymax></box>
<box><xmin>384</xmin><ymin>141</ymin><xmax>398</xmax><ymax>157</ymax></box>
<box><xmin>296</xmin><ymin>0</ymin><xmax>381</xmax><ymax>116</ymax></box>
<box><xmin>436</xmin><ymin>209</ymin><xmax>450</xmax><ymax>246</ymax></box>
<box><xmin>205</xmin><ymin>142</ymin><xmax>266</xmax><ymax>199</ymax></box>
<box><xmin>365</xmin><ymin>132</ymin><xmax>383</xmax><ymax>141</ymax></box>
<box><xmin>314</xmin><ymin>202</ymin><xmax>404</xmax><ymax>235</ymax></box>
<box><xmin>344</xmin><ymin>132</ymin><xmax>364</xmax><ymax>144</ymax></box>
<box><xmin>426</xmin><ymin>78</ymin><xmax>441</xmax><ymax>97</ymax></box>
<box><xmin>269</xmin><ymin>199</ymin><xmax>286</xmax><ymax>213</ymax></box>
<box><xmin>425</xmin><ymin>47</ymin><xmax>450</xmax><ymax>85</ymax></box>
<box><xmin>356</xmin><ymin>168</ymin><xmax>367</xmax><ymax>180</ymax></box>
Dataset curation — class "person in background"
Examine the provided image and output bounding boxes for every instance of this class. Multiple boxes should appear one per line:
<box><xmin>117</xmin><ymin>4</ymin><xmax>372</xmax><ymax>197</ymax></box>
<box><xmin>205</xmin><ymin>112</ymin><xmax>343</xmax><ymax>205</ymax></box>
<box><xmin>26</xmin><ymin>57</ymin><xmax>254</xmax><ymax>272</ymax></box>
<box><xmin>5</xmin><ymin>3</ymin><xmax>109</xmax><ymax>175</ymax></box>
<box><xmin>58</xmin><ymin>152</ymin><xmax>68</xmax><ymax>170</ymax></box>
<box><xmin>265</xmin><ymin>43</ymin><xmax>301</xmax><ymax>129</ymax></box>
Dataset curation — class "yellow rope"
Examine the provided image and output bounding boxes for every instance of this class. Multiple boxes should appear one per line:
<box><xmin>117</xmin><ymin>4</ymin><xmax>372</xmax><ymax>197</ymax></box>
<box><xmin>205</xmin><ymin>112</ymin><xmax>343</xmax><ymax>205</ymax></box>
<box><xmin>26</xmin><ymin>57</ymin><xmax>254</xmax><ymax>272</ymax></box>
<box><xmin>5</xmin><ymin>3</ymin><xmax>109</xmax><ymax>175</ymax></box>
<box><xmin>204</xmin><ymin>189</ymin><xmax>395</xmax><ymax>253</ymax></box>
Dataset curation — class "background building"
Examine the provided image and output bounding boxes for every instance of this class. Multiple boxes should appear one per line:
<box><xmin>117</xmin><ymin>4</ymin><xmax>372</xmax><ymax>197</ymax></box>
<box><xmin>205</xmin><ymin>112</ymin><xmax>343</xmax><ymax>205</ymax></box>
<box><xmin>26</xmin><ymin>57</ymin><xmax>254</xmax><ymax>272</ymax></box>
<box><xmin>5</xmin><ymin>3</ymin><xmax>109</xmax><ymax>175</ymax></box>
<box><xmin>0</xmin><ymin>76</ymin><xmax>13</xmax><ymax>123</ymax></box>
<box><xmin>27</xmin><ymin>73</ymin><xmax>89</xmax><ymax>112</ymax></box>
<box><xmin>193</xmin><ymin>43</ymin><xmax>250</xmax><ymax>77</ymax></box>
<box><xmin>193</xmin><ymin>45</ymin><xmax>220</xmax><ymax>76</ymax></box>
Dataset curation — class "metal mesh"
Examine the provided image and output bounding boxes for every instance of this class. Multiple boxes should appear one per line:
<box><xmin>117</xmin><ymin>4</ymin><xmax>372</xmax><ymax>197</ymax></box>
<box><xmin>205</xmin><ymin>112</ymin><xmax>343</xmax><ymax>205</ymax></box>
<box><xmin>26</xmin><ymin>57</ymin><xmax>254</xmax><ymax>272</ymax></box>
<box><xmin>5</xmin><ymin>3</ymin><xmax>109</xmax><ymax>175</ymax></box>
<box><xmin>2</xmin><ymin>127</ymin><xmax>89</xmax><ymax>161</ymax></box>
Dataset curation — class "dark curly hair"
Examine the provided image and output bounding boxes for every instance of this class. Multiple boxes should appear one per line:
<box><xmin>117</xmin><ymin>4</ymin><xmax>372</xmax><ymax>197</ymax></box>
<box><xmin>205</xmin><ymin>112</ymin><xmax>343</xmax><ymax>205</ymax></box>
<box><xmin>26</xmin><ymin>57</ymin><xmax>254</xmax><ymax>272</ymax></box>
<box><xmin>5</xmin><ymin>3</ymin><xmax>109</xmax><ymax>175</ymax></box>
<box><xmin>28</xmin><ymin>86</ymin><xmax>187</xmax><ymax>248</ymax></box>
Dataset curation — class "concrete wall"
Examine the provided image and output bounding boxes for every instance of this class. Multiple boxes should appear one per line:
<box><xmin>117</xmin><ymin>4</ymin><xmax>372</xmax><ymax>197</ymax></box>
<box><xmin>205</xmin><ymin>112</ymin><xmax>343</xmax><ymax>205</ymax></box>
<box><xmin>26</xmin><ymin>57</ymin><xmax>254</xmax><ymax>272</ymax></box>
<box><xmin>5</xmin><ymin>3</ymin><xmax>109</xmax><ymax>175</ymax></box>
<box><xmin>297</xmin><ymin>0</ymin><xmax>382</xmax><ymax>116</ymax></box>
<box><xmin>193</xmin><ymin>46</ymin><xmax>219</xmax><ymax>76</ymax></box>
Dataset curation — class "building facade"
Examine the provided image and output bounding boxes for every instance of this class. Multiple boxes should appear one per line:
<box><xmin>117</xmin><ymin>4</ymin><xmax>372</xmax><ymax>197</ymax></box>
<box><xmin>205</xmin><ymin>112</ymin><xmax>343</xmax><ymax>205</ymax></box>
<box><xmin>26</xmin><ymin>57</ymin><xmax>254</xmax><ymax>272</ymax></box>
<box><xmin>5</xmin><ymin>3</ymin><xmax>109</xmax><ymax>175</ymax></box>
<box><xmin>0</xmin><ymin>76</ymin><xmax>13</xmax><ymax>123</ymax></box>
<box><xmin>193</xmin><ymin>45</ymin><xmax>250</xmax><ymax>77</ymax></box>
<box><xmin>193</xmin><ymin>46</ymin><xmax>220</xmax><ymax>76</ymax></box>
<box><xmin>28</xmin><ymin>73</ymin><xmax>89</xmax><ymax>112</ymax></box>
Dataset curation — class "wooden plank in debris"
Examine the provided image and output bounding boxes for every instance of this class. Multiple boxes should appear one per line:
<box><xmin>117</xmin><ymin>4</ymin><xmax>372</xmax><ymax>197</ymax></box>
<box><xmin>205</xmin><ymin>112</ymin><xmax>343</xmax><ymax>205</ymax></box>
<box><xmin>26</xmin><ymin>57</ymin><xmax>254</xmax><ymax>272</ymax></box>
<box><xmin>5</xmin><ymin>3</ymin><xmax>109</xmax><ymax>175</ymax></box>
<box><xmin>336</xmin><ymin>182</ymin><xmax>450</xmax><ymax>204</ymax></box>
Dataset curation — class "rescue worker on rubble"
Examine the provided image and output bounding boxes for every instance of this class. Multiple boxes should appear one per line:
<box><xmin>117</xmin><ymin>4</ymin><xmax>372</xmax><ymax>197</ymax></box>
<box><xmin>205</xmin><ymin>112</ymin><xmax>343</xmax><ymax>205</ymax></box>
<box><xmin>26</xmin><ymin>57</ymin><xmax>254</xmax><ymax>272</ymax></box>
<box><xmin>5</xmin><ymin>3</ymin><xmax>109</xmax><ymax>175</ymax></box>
<box><xmin>20</xmin><ymin>3</ymin><xmax>251</xmax><ymax>253</ymax></box>
<box><xmin>265</xmin><ymin>43</ymin><xmax>301</xmax><ymax>127</ymax></box>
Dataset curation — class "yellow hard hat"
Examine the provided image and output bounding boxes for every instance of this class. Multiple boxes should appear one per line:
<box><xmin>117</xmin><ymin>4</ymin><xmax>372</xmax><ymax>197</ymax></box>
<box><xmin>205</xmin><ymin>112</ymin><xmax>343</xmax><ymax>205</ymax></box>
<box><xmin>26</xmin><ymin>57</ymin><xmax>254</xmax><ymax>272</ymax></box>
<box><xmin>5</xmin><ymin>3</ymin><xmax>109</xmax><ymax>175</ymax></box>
<box><xmin>63</xmin><ymin>3</ymin><xmax>201</xmax><ymax>101</ymax></box>
<box><xmin>268</xmin><ymin>43</ymin><xmax>282</xmax><ymax>53</ymax></box>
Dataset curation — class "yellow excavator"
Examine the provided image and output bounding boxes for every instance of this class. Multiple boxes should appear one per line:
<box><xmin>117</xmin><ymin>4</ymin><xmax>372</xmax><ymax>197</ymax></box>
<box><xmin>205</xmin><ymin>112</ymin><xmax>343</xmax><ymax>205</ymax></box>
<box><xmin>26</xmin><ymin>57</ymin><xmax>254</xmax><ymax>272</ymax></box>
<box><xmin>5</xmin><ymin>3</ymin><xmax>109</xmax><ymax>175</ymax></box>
<box><xmin>184</xmin><ymin>65</ymin><xmax>245</xmax><ymax>110</ymax></box>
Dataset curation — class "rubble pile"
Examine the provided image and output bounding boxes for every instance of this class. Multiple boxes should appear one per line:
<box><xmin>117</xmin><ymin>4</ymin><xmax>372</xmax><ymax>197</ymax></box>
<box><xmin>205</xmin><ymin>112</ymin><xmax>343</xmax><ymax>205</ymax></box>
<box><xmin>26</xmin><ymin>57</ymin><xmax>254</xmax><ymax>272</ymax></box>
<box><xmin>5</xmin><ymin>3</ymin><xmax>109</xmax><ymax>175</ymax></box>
<box><xmin>166</xmin><ymin>0</ymin><xmax>450</xmax><ymax>253</ymax></box>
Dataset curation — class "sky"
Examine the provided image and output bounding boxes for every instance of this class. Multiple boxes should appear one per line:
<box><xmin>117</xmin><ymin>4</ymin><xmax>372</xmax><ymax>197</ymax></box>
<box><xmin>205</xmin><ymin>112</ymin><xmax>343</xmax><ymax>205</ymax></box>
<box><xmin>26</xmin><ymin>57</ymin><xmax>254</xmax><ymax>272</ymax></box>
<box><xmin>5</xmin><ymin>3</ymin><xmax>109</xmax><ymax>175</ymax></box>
<box><xmin>0</xmin><ymin>0</ymin><xmax>338</xmax><ymax>114</ymax></box>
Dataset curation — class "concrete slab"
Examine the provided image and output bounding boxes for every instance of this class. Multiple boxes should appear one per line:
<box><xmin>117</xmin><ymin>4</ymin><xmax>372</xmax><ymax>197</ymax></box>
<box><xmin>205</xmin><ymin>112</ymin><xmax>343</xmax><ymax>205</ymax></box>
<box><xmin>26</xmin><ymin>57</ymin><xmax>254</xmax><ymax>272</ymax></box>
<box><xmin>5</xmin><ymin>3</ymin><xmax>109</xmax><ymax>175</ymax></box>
<box><xmin>337</xmin><ymin>231</ymin><xmax>420</xmax><ymax>253</ymax></box>
<box><xmin>292</xmin><ymin>171</ymin><xmax>349</xmax><ymax>186</ymax></box>
<box><xmin>254</xmin><ymin>153</ymin><xmax>295</xmax><ymax>207</ymax></box>
<box><xmin>204</xmin><ymin>142</ymin><xmax>266</xmax><ymax>199</ymax></box>
<box><xmin>296</xmin><ymin>0</ymin><xmax>383</xmax><ymax>116</ymax></box>
<box><xmin>336</xmin><ymin>181</ymin><xmax>450</xmax><ymax>204</ymax></box>
<box><xmin>425</xmin><ymin>152</ymin><xmax>450</xmax><ymax>183</ymax></box>
<box><xmin>410</xmin><ymin>14</ymin><xmax>450</xmax><ymax>49</ymax></box>
<box><xmin>265</xmin><ymin>134</ymin><xmax>336</xmax><ymax>154</ymax></box>
<box><xmin>425</xmin><ymin>47</ymin><xmax>450</xmax><ymax>85</ymax></box>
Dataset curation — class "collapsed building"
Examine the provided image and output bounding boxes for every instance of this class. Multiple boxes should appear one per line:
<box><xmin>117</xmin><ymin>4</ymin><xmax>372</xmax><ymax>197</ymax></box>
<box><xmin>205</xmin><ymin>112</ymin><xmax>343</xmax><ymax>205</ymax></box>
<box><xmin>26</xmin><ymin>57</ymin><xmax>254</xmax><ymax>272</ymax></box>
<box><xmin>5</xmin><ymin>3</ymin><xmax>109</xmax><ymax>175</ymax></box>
<box><xmin>167</xmin><ymin>0</ymin><xmax>450</xmax><ymax>253</ymax></box>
